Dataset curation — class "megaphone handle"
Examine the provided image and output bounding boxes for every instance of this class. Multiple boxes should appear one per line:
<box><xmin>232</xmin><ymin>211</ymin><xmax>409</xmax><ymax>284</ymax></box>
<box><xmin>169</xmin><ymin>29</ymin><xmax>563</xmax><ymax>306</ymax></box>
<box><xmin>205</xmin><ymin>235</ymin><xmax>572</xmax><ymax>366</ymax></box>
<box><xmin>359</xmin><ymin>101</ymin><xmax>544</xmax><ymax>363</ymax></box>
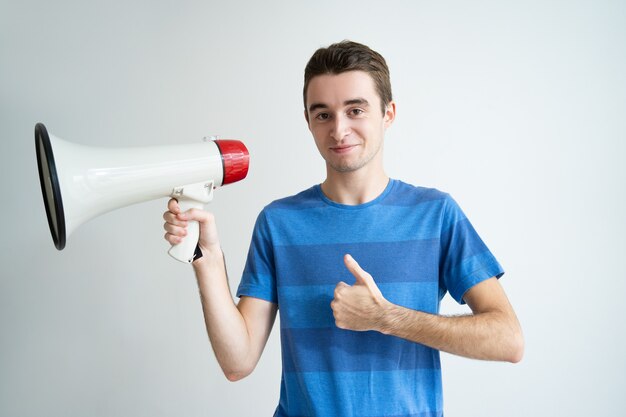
<box><xmin>168</xmin><ymin>199</ymin><xmax>205</xmax><ymax>264</ymax></box>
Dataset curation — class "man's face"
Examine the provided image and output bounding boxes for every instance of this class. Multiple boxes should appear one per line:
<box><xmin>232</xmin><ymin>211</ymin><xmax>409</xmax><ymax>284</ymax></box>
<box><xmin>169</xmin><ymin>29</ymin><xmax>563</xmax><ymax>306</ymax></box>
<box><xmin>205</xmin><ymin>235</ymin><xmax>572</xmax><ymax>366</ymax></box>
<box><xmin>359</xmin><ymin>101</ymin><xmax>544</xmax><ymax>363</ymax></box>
<box><xmin>305</xmin><ymin>71</ymin><xmax>395</xmax><ymax>174</ymax></box>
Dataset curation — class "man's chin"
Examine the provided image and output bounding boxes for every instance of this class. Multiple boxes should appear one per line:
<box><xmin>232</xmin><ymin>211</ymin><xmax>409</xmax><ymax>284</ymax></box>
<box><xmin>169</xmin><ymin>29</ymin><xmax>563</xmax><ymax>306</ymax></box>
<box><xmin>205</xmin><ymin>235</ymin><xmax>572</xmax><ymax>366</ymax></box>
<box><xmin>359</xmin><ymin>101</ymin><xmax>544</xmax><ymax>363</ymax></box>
<box><xmin>329</xmin><ymin>161</ymin><xmax>365</xmax><ymax>173</ymax></box>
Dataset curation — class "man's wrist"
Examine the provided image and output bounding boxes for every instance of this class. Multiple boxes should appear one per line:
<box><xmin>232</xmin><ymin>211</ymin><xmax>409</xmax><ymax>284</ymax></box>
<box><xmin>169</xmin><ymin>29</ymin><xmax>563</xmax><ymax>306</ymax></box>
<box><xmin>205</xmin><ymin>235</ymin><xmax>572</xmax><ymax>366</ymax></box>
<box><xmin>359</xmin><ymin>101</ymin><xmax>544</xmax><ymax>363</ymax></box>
<box><xmin>378</xmin><ymin>302</ymin><xmax>409</xmax><ymax>336</ymax></box>
<box><xmin>192</xmin><ymin>243</ymin><xmax>224</xmax><ymax>269</ymax></box>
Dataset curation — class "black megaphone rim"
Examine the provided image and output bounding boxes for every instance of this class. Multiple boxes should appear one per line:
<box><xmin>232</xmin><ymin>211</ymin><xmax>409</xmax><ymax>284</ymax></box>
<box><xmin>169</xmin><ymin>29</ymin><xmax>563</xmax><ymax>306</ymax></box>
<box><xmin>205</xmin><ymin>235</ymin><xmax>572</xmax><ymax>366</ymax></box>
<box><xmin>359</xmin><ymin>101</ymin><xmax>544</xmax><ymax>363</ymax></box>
<box><xmin>35</xmin><ymin>123</ymin><xmax>66</xmax><ymax>250</ymax></box>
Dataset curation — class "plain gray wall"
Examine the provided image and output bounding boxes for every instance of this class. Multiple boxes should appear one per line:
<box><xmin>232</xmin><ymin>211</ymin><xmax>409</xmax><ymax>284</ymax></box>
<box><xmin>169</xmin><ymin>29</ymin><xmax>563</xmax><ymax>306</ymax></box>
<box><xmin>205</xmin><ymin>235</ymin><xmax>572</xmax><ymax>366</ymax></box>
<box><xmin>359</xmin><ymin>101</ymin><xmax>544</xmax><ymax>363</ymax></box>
<box><xmin>1</xmin><ymin>0</ymin><xmax>625</xmax><ymax>416</ymax></box>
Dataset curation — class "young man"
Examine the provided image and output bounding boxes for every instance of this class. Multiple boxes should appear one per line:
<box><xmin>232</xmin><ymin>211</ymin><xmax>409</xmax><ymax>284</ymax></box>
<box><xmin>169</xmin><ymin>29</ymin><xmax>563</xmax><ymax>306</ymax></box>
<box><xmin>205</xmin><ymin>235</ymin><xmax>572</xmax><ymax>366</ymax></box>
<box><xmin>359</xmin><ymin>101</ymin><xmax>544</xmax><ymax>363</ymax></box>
<box><xmin>164</xmin><ymin>40</ymin><xmax>523</xmax><ymax>416</ymax></box>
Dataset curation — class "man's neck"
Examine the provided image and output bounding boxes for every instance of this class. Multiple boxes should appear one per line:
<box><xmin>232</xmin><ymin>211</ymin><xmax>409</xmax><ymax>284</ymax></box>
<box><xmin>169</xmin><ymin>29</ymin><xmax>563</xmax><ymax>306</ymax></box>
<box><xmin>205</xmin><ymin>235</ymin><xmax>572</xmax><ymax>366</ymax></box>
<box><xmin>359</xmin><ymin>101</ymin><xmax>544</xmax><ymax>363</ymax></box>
<box><xmin>320</xmin><ymin>166</ymin><xmax>389</xmax><ymax>206</ymax></box>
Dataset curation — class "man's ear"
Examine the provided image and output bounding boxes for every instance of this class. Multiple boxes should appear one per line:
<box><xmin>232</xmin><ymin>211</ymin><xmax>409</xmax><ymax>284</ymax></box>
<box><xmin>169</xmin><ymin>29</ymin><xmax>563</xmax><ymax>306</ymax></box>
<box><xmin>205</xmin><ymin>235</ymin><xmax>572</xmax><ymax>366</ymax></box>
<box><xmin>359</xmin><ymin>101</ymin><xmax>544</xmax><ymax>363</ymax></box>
<box><xmin>384</xmin><ymin>101</ymin><xmax>396</xmax><ymax>128</ymax></box>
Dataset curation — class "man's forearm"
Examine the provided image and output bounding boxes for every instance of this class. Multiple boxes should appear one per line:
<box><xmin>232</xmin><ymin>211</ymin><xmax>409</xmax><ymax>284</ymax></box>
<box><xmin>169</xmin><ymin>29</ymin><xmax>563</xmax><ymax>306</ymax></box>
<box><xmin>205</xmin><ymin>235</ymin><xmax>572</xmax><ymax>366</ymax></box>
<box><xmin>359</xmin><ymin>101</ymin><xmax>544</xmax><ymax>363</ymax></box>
<box><xmin>333</xmin><ymin>259</ymin><xmax>524</xmax><ymax>363</ymax></box>
<box><xmin>192</xmin><ymin>248</ymin><xmax>254</xmax><ymax>380</ymax></box>
<box><xmin>378</xmin><ymin>303</ymin><xmax>524</xmax><ymax>363</ymax></box>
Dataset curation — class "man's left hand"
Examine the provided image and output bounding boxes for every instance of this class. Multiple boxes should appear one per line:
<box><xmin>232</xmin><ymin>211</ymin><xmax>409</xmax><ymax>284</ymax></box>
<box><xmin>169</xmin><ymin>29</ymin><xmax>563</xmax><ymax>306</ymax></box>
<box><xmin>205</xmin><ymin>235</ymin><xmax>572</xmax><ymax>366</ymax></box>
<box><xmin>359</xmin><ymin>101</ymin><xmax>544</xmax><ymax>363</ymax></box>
<box><xmin>330</xmin><ymin>254</ymin><xmax>390</xmax><ymax>332</ymax></box>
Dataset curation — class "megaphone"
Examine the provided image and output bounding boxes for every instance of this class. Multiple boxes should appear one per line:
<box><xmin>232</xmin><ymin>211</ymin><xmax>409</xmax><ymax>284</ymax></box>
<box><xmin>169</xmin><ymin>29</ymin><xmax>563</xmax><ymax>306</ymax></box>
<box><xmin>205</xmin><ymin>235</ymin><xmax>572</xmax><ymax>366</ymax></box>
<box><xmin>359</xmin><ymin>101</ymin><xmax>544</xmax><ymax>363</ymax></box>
<box><xmin>35</xmin><ymin>123</ymin><xmax>249</xmax><ymax>264</ymax></box>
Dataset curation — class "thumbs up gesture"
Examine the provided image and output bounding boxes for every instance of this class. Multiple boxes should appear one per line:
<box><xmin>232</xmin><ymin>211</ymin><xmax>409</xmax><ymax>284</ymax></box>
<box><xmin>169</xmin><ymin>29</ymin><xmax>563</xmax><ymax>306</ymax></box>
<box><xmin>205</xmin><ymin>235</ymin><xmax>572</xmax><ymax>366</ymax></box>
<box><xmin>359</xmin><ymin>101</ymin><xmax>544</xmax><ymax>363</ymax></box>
<box><xmin>331</xmin><ymin>254</ymin><xmax>391</xmax><ymax>332</ymax></box>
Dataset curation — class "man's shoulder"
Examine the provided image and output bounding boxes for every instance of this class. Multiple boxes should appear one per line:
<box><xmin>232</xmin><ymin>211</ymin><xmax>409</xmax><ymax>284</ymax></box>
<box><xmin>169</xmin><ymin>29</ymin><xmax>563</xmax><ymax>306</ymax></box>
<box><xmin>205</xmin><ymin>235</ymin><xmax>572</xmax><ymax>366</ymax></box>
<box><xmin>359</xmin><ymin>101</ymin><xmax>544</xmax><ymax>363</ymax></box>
<box><xmin>262</xmin><ymin>185</ymin><xmax>324</xmax><ymax>212</ymax></box>
<box><xmin>384</xmin><ymin>179</ymin><xmax>450</xmax><ymax>206</ymax></box>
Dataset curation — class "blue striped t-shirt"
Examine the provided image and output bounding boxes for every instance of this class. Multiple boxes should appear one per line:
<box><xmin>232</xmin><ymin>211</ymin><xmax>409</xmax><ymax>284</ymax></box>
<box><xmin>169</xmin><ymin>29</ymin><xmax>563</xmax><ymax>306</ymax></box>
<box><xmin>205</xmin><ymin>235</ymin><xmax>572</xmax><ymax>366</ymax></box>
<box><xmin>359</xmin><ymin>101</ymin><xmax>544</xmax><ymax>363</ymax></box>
<box><xmin>236</xmin><ymin>179</ymin><xmax>504</xmax><ymax>417</ymax></box>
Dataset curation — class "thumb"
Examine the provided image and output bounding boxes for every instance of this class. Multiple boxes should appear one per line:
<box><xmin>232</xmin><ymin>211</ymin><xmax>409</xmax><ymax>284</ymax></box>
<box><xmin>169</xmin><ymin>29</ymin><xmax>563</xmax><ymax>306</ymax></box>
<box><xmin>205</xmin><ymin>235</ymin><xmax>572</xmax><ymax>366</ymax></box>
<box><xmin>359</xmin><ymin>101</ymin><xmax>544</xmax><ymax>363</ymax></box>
<box><xmin>182</xmin><ymin>208</ymin><xmax>220</xmax><ymax>249</ymax></box>
<box><xmin>178</xmin><ymin>207</ymin><xmax>209</xmax><ymax>222</ymax></box>
<box><xmin>344</xmin><ymin>254</ymin><xmax>377</xmax><ymax>289</ymax></box>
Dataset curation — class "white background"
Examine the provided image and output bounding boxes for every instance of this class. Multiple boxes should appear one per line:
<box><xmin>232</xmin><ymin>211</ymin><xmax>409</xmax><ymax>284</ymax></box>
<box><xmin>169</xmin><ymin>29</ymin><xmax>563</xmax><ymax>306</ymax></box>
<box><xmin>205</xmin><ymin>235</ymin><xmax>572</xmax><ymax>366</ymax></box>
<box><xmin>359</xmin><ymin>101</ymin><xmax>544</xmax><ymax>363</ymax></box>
<box><xmin>1</xmin><ymin>0</ymin><xmax>625</xmax><ymax>416</ymax></box>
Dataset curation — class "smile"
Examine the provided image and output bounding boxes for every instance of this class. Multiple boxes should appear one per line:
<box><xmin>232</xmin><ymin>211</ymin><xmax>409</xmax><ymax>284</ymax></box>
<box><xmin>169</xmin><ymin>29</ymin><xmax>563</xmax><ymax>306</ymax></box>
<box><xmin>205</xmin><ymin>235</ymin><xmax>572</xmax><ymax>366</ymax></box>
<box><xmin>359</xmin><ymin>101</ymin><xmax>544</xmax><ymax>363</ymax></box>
<box><xmin>330</xmin><ymin>144</ymin><xmax>358</xmax><ymax>154</ymax></box>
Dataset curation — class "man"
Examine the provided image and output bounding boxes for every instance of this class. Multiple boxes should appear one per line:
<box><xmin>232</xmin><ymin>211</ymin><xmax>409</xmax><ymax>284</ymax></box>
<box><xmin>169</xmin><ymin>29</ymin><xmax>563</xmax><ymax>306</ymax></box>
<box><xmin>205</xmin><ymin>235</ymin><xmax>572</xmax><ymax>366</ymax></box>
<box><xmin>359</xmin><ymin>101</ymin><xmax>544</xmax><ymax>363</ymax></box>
<box><xmin>164</xmin><ymin>40</ymin><xmax>523</xmax><ymax>416</ymax></box>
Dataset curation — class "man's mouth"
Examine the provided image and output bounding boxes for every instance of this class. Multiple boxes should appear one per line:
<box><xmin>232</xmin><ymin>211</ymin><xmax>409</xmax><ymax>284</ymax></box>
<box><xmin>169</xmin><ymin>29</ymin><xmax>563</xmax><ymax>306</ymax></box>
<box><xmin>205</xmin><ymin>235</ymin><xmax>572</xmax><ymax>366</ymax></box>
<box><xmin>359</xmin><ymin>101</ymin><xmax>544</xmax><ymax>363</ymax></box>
<box><xmin>330</xmin><ymin>144</ymin><xmax>358</xmax><ymax>154</ymax></box>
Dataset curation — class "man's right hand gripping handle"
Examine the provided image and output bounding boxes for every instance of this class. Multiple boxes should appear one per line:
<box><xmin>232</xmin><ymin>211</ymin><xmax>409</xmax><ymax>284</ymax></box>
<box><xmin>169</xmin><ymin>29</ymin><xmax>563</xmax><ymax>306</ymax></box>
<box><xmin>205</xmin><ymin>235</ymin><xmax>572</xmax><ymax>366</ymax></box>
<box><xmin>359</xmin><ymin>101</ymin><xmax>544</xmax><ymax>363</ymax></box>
<box><xmin>163</xmin><ymin>198</ymin><xmax>222</xmax><ymax>262</ymax></box>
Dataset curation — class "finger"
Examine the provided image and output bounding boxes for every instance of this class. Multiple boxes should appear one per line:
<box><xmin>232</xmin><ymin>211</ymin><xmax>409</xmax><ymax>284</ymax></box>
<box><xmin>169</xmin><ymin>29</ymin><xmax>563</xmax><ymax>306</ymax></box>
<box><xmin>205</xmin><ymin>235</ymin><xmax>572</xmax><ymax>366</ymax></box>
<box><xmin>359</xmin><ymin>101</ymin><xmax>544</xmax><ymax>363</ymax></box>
<box><xmin>163</xmin><ymin>210</ymin><xmax>188</xmax><ymax>227</ymax></box>
<box><xmin>164</xmin><ymin>232</ymin><xmax>183</xmax><ymax>245</ymax></box>
<box><xmin>167</xmin><ymin>198</ymin><xmax>181</xmax><ymax>214</ymax></box>
<box><xmin>163</xmin><ymin>222</ymin><xmax>188</xmax><ymax>237</ymax></box>
<box><xmin>180</xmin><ymin>208</ymin><xmax>215</xmax><ymax>224</ymax></box>
<box><xmin>344</xmin><ymin>254</ymin><xmax>375</xmax><ymax>286</ymax></box>
<box><xmin>334</xmin><ymin>281</ymin><xmax>350</xmax><ymax>297</ymax></box>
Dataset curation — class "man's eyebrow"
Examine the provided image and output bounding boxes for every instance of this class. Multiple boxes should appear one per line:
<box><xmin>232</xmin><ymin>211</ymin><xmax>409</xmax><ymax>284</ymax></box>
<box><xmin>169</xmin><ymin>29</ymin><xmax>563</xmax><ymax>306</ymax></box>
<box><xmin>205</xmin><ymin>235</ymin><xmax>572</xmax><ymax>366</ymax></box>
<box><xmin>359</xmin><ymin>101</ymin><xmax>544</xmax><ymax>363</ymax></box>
<box><xmin>308</xmin><ymin>103</ymin><xmax>328</xmax><ymax>113</ymax></box>
<box><xmin>308</xmin><ymin>98</ymin><xmax>370</xmax><ymax>113</ymax></box>
<box><xmin>344</xmin><ymin>98</ymin><xmax>370</xmax><ymax>107</ymax></box>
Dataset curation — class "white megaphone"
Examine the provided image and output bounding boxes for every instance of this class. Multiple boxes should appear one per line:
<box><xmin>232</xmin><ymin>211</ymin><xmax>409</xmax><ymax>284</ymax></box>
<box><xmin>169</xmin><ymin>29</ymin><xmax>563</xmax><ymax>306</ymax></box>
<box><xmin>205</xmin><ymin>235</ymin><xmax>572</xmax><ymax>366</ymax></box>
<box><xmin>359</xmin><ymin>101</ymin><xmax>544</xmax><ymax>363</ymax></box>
<box><xmin>35</xmin><ymin>123</ymin><xmax>249</xmax><ymax>264</ymax></box>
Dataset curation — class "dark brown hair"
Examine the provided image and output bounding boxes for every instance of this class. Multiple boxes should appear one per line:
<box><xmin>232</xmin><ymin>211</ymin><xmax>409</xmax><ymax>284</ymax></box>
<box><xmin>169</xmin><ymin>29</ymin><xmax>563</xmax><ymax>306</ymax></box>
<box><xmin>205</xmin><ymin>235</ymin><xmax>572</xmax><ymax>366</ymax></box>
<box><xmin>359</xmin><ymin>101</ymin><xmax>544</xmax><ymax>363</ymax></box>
<box><xmin>303</xmin><ymin>40</ymin><xmax>393</xmax><ymax>114</ymax></box>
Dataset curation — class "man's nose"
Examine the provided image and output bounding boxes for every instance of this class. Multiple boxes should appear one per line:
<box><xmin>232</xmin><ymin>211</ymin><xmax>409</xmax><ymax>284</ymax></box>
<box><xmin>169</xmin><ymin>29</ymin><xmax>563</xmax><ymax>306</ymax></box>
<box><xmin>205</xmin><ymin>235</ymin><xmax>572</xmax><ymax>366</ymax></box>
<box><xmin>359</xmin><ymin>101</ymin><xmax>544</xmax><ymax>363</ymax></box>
<box><xmin>330</xmin><ymin>116</ymin><xmax>351</xmax><ymax>141</ymax></box>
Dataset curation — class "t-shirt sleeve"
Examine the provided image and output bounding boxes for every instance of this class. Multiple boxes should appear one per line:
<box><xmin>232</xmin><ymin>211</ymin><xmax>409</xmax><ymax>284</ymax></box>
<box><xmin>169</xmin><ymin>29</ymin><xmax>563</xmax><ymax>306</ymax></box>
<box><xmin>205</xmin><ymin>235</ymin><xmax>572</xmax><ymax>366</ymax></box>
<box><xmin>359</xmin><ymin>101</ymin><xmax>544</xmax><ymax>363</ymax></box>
<box><xmin>439</xmin><ymin>194</ymin><xmax>504</xmax><ymax>304</ymax></box>
<box><xmin>236</xmin><ymin>210</ymin><xmax>278</xmax><ymax>304</ymax></box>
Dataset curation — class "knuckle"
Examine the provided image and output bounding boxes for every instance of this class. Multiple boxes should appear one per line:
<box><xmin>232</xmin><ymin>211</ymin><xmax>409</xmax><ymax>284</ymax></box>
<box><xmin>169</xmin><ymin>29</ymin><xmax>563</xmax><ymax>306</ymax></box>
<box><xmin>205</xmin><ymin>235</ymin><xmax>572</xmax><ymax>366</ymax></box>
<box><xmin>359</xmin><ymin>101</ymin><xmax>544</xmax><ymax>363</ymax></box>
<box><xmin>164</xmin><ymin>233</ymin><xmax>179</xmax><ymax>244</ymax></box>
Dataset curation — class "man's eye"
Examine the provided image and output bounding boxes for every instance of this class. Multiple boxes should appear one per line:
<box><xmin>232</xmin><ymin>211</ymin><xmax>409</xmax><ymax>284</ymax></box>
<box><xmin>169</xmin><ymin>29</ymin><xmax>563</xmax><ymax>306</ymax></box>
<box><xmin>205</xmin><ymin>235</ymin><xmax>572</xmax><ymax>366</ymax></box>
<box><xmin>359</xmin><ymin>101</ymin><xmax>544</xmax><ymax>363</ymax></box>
<box><xmin>350</xmin><ymin>108</ymin><xmax>364</xmax><ymax>116</ymax></box>
<box><xmin>316</xmin><ymin>113</ymin><xmax>329</xmax><ymax>120</ymax></box>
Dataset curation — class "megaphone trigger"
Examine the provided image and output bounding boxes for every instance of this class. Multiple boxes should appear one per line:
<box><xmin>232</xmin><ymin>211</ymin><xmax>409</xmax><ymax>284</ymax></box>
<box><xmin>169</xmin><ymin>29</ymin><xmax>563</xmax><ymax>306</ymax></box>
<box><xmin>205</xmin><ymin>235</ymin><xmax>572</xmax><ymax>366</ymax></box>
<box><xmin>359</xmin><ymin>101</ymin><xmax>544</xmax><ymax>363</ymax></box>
<box><xmin>168</xmin><ymin>181</ymin><xmax>215</xmax><ymax>264</ymax></box>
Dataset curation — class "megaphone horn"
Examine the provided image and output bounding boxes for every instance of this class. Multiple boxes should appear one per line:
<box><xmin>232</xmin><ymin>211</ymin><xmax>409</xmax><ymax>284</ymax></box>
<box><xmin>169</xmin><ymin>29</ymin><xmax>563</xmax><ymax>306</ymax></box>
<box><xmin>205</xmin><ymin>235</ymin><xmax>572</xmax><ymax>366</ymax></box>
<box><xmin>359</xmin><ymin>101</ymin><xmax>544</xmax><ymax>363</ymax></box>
<box><xmin>35</xmin><ymin>123</ymin><xmax>249</xmax><ymax>263</ymax></box>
